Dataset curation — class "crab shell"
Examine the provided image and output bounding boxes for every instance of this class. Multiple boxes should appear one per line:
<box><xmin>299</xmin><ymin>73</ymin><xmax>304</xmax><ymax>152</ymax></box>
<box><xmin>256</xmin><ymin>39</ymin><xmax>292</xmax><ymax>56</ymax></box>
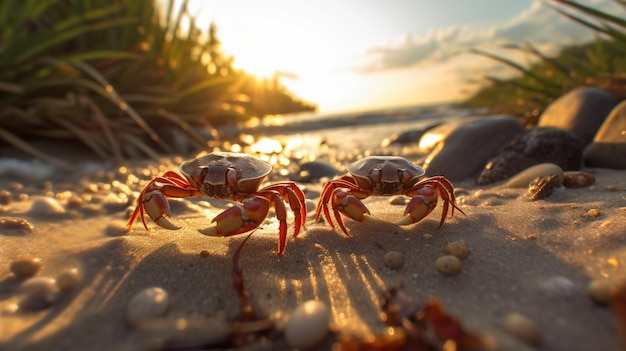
<box><xmin>180</xmin><ymin>152</ymin><xmax>272</xmax><ymax>200</ymax></box>
<box><xmin>347</xmin><ymin>156</ymin><xmax>426</xmax><ymax>196</ymax></box>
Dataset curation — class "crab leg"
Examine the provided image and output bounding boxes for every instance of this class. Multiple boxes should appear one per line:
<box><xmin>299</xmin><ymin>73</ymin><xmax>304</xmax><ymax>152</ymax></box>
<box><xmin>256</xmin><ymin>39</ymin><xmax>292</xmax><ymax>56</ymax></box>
<box><xmin>397</xmin><ymin>176</ymin><xmax>466</xmax><ymax>227</ymax></box>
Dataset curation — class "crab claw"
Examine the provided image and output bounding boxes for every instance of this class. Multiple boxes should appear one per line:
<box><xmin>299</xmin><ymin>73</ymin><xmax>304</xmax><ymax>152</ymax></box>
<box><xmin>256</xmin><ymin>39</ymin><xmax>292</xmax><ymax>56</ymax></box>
<box><xmin>328</xmin><ymin>188</ymin><xmax>371</xmax><ymax>235</ymax></box>
<box><xmin>143</xmin><ymin>189</ymin><xmax>181</xmax><ymax>230</ymax></box>
<box><xmin>397</xmin><ymin>187</ymin><xmax>437</xmax><ymax>226</ymax></box>
<box><xmin>198</xmin><ymin>196</ymin><xmax>270</xmax><ymax>238</ymax></box>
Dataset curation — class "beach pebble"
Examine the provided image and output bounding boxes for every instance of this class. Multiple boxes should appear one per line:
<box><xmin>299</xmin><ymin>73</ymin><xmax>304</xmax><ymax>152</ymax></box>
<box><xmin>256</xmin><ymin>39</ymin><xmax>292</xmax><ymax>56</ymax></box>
<box><xmin>381</xmin><ymin>122</ymin><xmax>441</xmax><ymax>147</ymax></box>
<box><xmin>587</xmin><ymin>279</ymin><xmax>616</xmax><ymax>305</ymax></box>
<box><xmin>0</xmin><ymin>216</ymin><xmax>34</xmax><ymax>233</ymax></box>
<box><xmin>388</xmin><ymin>195</ymin><xmax>406</xmax><ymax>206</ymax></box>
<box><xmin>503</xmin><ymin>312</ymin><xmax>541</xmax><ymax>345</ymax></box>
<box><xmin>383</xmin><ymin>251</ymin><xmax>405</xmax><ymax>270</ymax></box>
<box><xmin>0</xmin><ymin>190</ymin><xmax>12</xmax><ymax>205</ymax></box>
<box><xmin>56</xmin><ymin>268</ymin><xmax>81</xmax><ymax>292</ymax></box>
<box><xmin>501</xmin><ymin>163</ymin><xmax>564</xmax><ymax>189</ymax></box>
<box><xmin>583</xmin><ymin>99</ymin><xmax>626</xmax><ymax>169</ymax></box>
<box><xmin>29</xmin><ymin>196</ymin><xmax>66</xmax><ymax>217</ymax></box>
<box><xmin>18</xmin><ymin>277</ymin><xmax>60</xmax><ymax>311</ymax></box>
<box><xmin>444</xmin><ymin>241</ymin><xmax>469</xmax><ymax>260</ymax></box>
<box><xmin>127</xmin><ymin>287</ymin><xmax>170</xmax><ymax>326</ymax></box>
<box><xmin>538</xmin><ymin>86</ymin><xmax>617</xmax><ymax>146</ymax></box>
<box><xmin>435</xmin><ymin>255</ymin><xmax>462</xmax><ymax>276</ymax></box>
<box><xmin>563</xmin><ymin>171</ymin><xmax>595</xmax><ymax>188</ymax></box>
<box><xmin>10</xmin><ymin>257</ymin><xmax>43</xmax><ymax>278</ymax></box>
<box><xmin>296</xmin><ymin>161</ymin><xmax>339</xmax><ymax>183</ymax></box>
<box><xmin>285</xmin><ymin>300</ymin><xmax>331</xmax><ymax>349</ymax></box>
<box><xmin>587</xmin><ymin>209</ymin><xmax>601</xmax><ymax>218</ymax></box>
<box><xmin>477</xmin><ymin>128</ymin><xmax>582</xmax><ymax>185</ymax></box>
<box><xmin>422</xmin><ymin>116</ymin><xmax>524</xmax><ymax>181</ymax></box>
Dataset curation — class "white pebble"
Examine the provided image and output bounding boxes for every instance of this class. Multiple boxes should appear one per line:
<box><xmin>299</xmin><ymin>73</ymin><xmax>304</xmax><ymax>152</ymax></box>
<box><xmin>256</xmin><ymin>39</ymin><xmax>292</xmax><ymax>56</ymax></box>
<box><xmin>10</xmin><ymin>257</ymin><xmax>43</xmax><ymax>277</ymax></box>
<box><xmin>587</xmin><ymin>279</ymin><xmax>615</xmax><ymax>305</ymax></box>
<box><xmin>502</xmin><ymin>163</ymin><xmax>564</xmax><ymax>189</ymax></box>
<box><xmin>127</xmin><ymin>287</ymin><xmax>170</xmax><ymax>326</ymax></box>
<box><xmin>383</xmin><ymin>251</ymin><xmax>405</xmax><ymax>270</ymax></box>
<box><xmin>56</xmin><ymin>268</ymin><xmax>81</xmax><ymax>292</ymax></box>
<box><xmin>503</xmin><ymin>312</ymin><xmax>540</xmax><ymax>345</ymax></box>
<box><xmin>18</xmin><ymin>277</ymin><xmax>60</xmax><ymax>311</ymax></box>
<box><xmin>29</xmin><ymin>196</ymin><xmax>66</xmax><ymax>216</ymax></box>
<box><xmin>285</xmin><ymin>300</ymin><xmax>330</xmax><ymax>349</ymax></box>
<box><xmin>435</xmin><ymin>255</ymin><xmax>462</xmax><ymax>276</ymax></box>
<box><xmin>388</xmin><ymin>195</ymin><xmax>407</xmax><ymax>205</ymax></box>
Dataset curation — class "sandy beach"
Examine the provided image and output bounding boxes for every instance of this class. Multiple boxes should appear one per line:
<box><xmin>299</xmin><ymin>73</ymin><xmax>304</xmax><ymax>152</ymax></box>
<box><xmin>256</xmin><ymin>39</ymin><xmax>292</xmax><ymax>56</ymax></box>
<box><xmin>1</xmin><ymin>160</ymin><xmax>625</xmax><ymax>350</ymax></box>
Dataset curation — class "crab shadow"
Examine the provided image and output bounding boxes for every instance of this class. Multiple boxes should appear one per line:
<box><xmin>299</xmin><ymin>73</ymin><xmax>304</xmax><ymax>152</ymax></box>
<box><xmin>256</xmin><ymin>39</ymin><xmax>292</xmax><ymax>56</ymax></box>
<box><xmin>6</xmin><ymin>206</ymin><xmax>621</xmax><ymax>351</ymax></box>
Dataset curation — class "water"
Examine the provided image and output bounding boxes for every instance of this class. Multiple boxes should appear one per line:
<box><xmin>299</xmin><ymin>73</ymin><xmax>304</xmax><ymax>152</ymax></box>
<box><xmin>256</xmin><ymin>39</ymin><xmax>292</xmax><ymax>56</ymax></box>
<box><xmin>241</xmin><ymin>103</ymin><xmax>483</xmax><ymax>157</ymax></box>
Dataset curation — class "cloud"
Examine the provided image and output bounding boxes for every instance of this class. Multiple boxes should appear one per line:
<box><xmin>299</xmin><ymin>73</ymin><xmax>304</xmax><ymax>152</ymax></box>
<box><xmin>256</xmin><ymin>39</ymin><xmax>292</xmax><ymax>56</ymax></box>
<box><xmin>354</xmin><ymin>0</ymin><xmax>622</xmax><ymax>74</ymax></box>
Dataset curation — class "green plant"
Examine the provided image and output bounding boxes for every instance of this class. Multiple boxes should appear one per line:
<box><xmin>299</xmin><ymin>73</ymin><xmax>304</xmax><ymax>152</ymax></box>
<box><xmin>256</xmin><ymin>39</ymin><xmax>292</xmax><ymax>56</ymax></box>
<box><xmin>464</xmin><ymin>0</ymin><xmax>626</xmax><ymax>117</ymax></box>
<box><xmin>0</xmin><ymin>0</ymin><xmax>316</xmax><ymax>169</ymax></box>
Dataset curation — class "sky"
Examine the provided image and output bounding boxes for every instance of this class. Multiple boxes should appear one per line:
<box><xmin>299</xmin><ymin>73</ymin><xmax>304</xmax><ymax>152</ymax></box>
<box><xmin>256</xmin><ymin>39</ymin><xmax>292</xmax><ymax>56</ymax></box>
<box><xmin>183</xmin><ymin>0</ymin><xmax>621</xmax><ymax>114</ymax></box>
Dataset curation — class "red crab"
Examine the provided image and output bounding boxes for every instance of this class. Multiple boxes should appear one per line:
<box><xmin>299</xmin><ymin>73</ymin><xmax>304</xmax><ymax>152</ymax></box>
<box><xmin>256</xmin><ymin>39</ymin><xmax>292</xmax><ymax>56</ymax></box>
<box><xmin>315</xmin><ymin>156</ymin><xmax>465</xmax><ymax>235</ymax></box>
<box><xmin>127</xmin><ymin>152</ymin><xmax>306</xmax><ymax>254</ymax></box>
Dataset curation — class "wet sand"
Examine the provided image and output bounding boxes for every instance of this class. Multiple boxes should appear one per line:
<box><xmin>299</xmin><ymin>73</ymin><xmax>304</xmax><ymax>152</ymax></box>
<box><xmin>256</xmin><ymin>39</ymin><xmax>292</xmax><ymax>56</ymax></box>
<box><xmin>1</xmin><ymin>166</ymin><xmax>625</xmax><ymax>350</ymax></box>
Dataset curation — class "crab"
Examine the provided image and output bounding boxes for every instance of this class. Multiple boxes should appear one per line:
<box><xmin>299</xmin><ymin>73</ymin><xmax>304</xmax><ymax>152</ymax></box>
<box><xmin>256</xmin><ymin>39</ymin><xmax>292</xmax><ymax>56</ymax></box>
<box><xmin>127</xmin><ymin>152</ymin><xmax>306</xmax><ymax>254</ymax></box>
<box><xmin>315</xmin><ymin>156</ymin><xmax>465</xmax><ymax>235</ymax></box>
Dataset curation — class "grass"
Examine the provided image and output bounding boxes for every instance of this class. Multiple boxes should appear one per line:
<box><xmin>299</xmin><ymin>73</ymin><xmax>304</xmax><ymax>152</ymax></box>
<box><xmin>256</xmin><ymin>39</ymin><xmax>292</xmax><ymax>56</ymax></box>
<box><xmin>463</xmin><ymin>0</ymin><xmax>626</xmax><ymax>124</ymax></box>
<box><xmin>0</xmin><ymin>0</ymin><xmax>315</xmax><ymax>169</ymax></box>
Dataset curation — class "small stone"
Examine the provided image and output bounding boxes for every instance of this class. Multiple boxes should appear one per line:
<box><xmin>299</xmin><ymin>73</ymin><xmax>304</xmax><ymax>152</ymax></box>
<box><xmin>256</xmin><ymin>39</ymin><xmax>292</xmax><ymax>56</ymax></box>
<box><xmin>29</xmin><ymin>196</ymin><xmax>66</xmax><ymax>217</ymax></box>
<box><xmin>587</xmin><ymin>209</ymin><xmax>601</xmax><ymax>217</ymax></box>
<box><xmin>444</xmin><ymin>241</ymin><xmax>470</xmax><ymax>260</ymax></box>
<box><xmin>423</xmin><ymin>233</ymin><xmax>433</xmax><ymax>240</ymax></box>
<box><xmin>503</xmin><ymin>312</ymin><xmax>540</xmax><ymax>345</ymax></box>
<box><xmin>285</xmin><ymin>300</ymin><xmax>331</xmax><ymax>349</ymax></box>
<box><xmin>383</xmin><ymin>251</ymin><xmax>405</xmax><ymax>270</ymax></box>
<box><xmin>388</xmin><ymin>196</ymin><xmax>407</xmax><ymax>206</ymax></box>
<box><xmin>0</xmin><ymin>216</ymin><xmax>34</xmax><ymax>233</ymax></box>
<box><xmin>0</xmin><ymin>190</ymin><xmax>12</xmax><ymax>205</ymax></box>
<box><xmin>56</xmin><ymin>268</ymin><xmax>81</xmax><ymax>292</ymax></box>
<box><xmin>127</xmin><ymin>287</ymin><xmax>169</xmax><ymax>326</ymax></box>
<box><xmin>435</xmin><ymin>255</ymin><xmax>462</xmax><ymax>276</ymax></box>
<box><xmin>199</xmin><ymin>250</ymin><xmax>211</xmax><ymax>257</ymax></box>
<box><xmin>18</xmin><ymin>277</ymin><xmax>60</xmax><ymax>311</ymax></box>
<box><xmin>10</xmin><ymin>257</ymin><xmax>43</xmax><ymax>278</ymax></box>
<box><xmin>563</xmin><ymin>171</ymin><xmax>595</xmax><ymax>188</ymax></box>
<box><xmin>587</xmin><ymin>279</ymin><xmax>616</xmax><ymax>305</ymax></box>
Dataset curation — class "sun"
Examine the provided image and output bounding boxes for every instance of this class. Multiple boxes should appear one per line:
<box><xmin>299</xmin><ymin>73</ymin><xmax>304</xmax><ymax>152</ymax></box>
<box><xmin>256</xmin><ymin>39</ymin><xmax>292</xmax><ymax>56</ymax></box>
<box><xmin>234</xmin><ymin>55</ymin><xmax>276</xmax><ymax>79</ymax></box>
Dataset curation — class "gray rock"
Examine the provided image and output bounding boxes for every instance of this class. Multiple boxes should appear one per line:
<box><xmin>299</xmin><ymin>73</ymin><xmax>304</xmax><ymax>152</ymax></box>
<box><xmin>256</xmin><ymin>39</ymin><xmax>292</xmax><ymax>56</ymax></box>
<box><xmin>296</xmin><ymin>161</ymin><xmax>339</xmax><ymax>183</ymax></box>
<box><xmin>538</xmin><ymin>87</ymin><xmax>618</xmax><ymax>146</ymax></box>
<box><xmin>583</xmin><ymin>99</ymin><xmax>626</xmax><ymax>169</ymax></box>
<box><xmin>476</xmin><ymin>128</ymin><xmax>582</xmax><ymax>185</ymax></box>
<box><xmin>381</xmin><ymin>122</ymin><xmax>441</xmax><ymax>147</ymax></box>
<box><xmin>422</xmin><ymin>116</ymin><xmax>524</xmax><ymax>181</ymax></box>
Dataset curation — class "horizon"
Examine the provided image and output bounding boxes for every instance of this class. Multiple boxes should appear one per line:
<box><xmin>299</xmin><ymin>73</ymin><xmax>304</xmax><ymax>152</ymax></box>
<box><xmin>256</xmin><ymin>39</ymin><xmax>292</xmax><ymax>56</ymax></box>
<box><xmin>180</xmin><ymin>0</ymin><xmax>622</xmax><ymax>114</ymax></box>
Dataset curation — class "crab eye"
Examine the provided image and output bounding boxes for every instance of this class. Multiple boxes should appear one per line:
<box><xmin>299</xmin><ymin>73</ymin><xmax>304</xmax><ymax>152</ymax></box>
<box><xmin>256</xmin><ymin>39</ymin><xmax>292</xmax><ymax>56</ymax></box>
<box><xmin>195</xmin><ymin>166</ymin><xmax>209</xmax><ymax>184</ymax></box>
<box><xmin>368</xmin><ymin>168</ymin><xmax>382</xmax><ymax>183</ymax></box>
<box><xmin>226</xmin><ymin>167</ymin><xmax>239</xmax><ymax>186</ymax></box>
<box><xmin>399</xmin><ymin>169</ymin><xmax>413</xmax><ymax>183</ymax></box>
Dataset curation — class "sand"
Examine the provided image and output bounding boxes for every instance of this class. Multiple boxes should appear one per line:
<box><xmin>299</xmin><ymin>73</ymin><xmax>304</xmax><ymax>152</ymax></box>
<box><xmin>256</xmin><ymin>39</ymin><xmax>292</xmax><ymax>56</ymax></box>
<box><xmin>1</xmin><ymin>167</ymin><xmax>625</xmax><ymax>351</ymax></box>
